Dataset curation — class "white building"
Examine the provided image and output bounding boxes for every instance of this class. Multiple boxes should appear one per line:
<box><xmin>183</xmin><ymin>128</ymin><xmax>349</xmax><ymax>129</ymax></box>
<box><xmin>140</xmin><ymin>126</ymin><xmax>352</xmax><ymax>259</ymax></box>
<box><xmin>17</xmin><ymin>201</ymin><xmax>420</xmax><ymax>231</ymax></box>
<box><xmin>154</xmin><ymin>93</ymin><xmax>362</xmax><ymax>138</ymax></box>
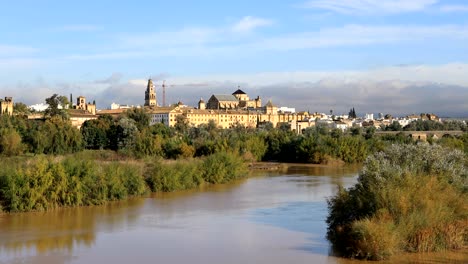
<box><xmin>365</xmin><ymin>113</ymin><xmax>374</xmax><ymax>121</ymax></box>
<box><xmin>333</xmin><ymin>121</ymin><xmax>348</xmax><ymax>131</ymax></box>
<box><xmin>110</xmin><ymin>103</ymin><xmax>140</xmax><ymax>110</ymax></box>
<box><xmin>278</xmin><ymin>106</ymin><xmax>296</xmax><ymax>113</ymax></box>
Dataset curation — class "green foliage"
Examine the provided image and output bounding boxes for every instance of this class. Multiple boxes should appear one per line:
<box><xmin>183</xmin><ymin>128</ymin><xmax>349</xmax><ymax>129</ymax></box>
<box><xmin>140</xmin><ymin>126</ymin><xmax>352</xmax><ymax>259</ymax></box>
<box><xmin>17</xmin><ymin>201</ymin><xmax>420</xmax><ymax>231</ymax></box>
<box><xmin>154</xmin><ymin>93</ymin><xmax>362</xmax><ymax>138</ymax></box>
<box><xmin>326</xmin><ymin>144</ymin><xmax>468</xmax><ymax>260</ymax></box>
<box><xmin>115</xmin><ymin>117</ymin><xmax>139</xmax><ymax>150</ymax></box>
<box><xmin>386</xmin><ymin>121</ymin><xmax>402</xmax><ymax>131</ymax></box>
<box><xmin>44</xmin><ymin>94</ymin><xmax>69</xmax><ymax>119</ymax></box>
<box><xmin>403</xmin><ymin>119</ymin><xmax>467</xmax><ymax>131</ymax></box>
<box><xmin>0</xmin><ymin>127</ymin><xmax>24</xmax><ymax>156</ymax></box>
<box><xmin>81</xmin><ymin>118</ymin><xmax>112</xmax><ymax>149</ymax></box>
<box><xmin>163</xmin><ymin>138</ymin><xmax>195</xmax><ymax>159</ymax></box>
<box><xmin>201</xmin><ymin>152</ymin><xmax>247</xmax><ymax>184</ymax></box>
<box><xmin>348</xmin><ymin>107</ymin><xmax>357</xmax><ymax>119</ymax></box>
<box><xmin>13</xmin><ymin>102</ymin><xmax>30</xmax><ymax>115</ymax></box>
<box><xmin>0</xmin><ymin>155</ymin><xmax>147</xmax><ymax>212</ymax></box>
<box><xmin>133</xmin><ymin>131</ymin><xmax>164</xmax><ymax>158</ymax></box>
<box><xmin>296</xmin><ymin>133</ymin><xmax>368</xmax><ymax>164</ymax></box>
<box><xmin>145</xmin><ymin>152</ymin><xmax>247</xmax><ymax>192</ymax></box>
<box><xmin>40</xmin><ymin>117</ymin><xmax>83</xmax><ymax>154</ymax></box>
<box><xmin>125</xmin><ymin>108</ymin><xmax>150</xmax><ymax>131</ymax></box>
<box><xmin>145</xmin><ymin>160</ymin><xmax>203</xmax><ymax>192</ymax></box>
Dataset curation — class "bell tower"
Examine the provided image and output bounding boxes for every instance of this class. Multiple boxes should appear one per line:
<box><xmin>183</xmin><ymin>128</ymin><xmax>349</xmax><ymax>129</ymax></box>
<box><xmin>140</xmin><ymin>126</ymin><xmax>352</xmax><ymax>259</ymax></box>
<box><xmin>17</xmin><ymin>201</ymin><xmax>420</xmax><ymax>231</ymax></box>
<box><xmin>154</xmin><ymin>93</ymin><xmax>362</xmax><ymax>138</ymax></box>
<box><xmin>144</xmin><ymin>79</ymin><xmax>157</xmax><ymax>107</ymax></box>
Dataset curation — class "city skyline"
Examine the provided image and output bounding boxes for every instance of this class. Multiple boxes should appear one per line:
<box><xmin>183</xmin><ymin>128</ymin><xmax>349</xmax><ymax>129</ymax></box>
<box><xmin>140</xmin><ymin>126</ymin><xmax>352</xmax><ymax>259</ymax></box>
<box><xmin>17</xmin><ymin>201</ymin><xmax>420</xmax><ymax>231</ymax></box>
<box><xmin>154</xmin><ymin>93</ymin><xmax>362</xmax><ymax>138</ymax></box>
<box><xmin>1</xmin><ymin>0</ymin><xmax>468</xmax><ymax>116</ymax></box>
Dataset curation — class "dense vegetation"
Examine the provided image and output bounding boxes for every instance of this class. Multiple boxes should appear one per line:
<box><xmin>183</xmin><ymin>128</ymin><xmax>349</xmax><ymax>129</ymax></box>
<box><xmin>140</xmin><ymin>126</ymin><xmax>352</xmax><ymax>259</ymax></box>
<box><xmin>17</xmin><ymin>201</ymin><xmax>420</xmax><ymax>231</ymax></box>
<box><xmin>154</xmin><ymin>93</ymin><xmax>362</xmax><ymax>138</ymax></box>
<box><xmin>326</xmin><ymin>144</ymin><xmax>467</xmax><ymax>260</ymax></box>
<box><xmin>1</xmin><ymin>101</ymin><xmax>467</xmax><ymax>220</ymax></box>
<box><xmin>0</xmin><ymin>151</ymin><xmax>246</xmax><ymax>213</ymax></box>
<box><xmin>2</xmin><ymin>110</ymin><xmax>467</xmax><ymax>163</ymax></box>
<box><xmin>384</xmin><ymin>118</ymin><xmax>467</xmax><ymax>132</ymax></box>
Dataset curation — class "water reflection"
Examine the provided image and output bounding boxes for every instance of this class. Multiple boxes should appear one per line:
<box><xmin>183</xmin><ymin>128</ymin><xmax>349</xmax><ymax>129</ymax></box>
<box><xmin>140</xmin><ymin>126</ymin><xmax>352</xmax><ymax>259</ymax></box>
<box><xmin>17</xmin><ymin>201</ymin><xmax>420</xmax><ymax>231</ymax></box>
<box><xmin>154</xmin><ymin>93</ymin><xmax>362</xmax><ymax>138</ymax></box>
<box><xmin>0</xmin><ymin>198</ymin><xmax>145</xmax><ymax>257</ymax></box>
<box><xmin>252</xmin><ymin>201</ymin><xmax>330</xmax><ymax>255</ymax></box>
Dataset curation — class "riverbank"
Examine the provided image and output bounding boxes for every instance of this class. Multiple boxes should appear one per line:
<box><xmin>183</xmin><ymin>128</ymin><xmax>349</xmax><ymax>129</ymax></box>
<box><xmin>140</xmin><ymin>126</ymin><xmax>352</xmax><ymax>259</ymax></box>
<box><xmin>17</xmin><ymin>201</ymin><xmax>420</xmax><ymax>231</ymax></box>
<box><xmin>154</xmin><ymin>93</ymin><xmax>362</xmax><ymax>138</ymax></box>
<box><xmin>0</xmin><ymin>151</ymin><xmax>247</xmax><ymax>213</ymax></box>
<box><xmin>327</xmin><ymin>144</ymin><xmax>468</xmax><ymax>260</ymax></box>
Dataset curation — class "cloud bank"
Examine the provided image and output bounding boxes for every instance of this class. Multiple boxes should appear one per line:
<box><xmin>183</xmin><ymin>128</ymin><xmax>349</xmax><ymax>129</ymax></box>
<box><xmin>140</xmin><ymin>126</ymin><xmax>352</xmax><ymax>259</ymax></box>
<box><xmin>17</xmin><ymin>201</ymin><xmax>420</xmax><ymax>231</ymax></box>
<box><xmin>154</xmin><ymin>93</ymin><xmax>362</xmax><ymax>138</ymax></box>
<box><xmin>4</xmin><ymin>64</ymin><xmax>468</xmax><ymax>117</ymax></box>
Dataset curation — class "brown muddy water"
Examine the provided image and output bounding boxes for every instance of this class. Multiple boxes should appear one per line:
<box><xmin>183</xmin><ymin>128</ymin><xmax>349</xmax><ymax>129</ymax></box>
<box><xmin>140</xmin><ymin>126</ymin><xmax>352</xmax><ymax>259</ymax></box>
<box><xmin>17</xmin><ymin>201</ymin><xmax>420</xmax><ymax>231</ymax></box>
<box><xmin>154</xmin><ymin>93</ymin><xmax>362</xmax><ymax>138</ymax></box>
<box><xmin>0</xmin><ymin>165</ymin><xmax>466</xmax><ymax>264</ymax></box>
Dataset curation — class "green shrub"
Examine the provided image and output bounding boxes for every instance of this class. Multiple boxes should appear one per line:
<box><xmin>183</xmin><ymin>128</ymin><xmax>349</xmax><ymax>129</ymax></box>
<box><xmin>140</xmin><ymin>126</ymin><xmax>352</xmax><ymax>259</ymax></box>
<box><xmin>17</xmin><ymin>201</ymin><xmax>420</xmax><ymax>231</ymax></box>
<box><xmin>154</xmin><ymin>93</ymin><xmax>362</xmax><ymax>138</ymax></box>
<box><xmin>201</xmin><ymin>152</ymin><xmax>247</xmax><ymax>184</ymax></box>
<box><xmin>145</xmin><ymin>160</ymin><xmax>203</xmax><ymax>192</ymax></box>
<box><xmin>0</xmin><ymin>155</ymin><xmax>147</xmax><ymax>212</ymax></box>
<box><xmin>327</xmin><ymin>144</ymin><xmax>468</xmax><ymax>260</ymax></box>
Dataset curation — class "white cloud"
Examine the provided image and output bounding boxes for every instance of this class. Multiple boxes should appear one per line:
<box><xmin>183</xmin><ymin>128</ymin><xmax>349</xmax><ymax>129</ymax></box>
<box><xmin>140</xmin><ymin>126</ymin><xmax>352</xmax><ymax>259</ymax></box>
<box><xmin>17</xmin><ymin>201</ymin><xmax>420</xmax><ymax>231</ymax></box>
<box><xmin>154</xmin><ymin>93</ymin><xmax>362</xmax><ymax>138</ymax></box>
<box><xmin>251</xmin><ymin>24</ymin><xmax>468</xmax><ymax>51</ymax></box>
<box><xmin>126</xmin><ymin>65</ymin><xmax>468</xmax><ymax>116</ymax></box>
<box><xmin>6</xmin><ymin>64</ymin><xmax>468</xmax><ymax>116</ymax></box>
<box><xmin>67</xmin><ymin>23</ymin><xmax>468</xmax><ymax>61</ymax></box>
<box><xmin>440</xmin><ymin>5</ymin><xmax>468</xmax><ymax>12</ymax></box>
<box><xmin>301</xmin><ymin>0</ymin><xmax>438</xmax><ymax>15</ymax></box>
<box><xmin>168</xmin><ymin>63</ymin><xmax>468</xmax><ymax>87</ymax></box>
<box><xmin>231</xmin><ymin>16</ymin><xmax>273</xmax><ymax>33</ymax></box>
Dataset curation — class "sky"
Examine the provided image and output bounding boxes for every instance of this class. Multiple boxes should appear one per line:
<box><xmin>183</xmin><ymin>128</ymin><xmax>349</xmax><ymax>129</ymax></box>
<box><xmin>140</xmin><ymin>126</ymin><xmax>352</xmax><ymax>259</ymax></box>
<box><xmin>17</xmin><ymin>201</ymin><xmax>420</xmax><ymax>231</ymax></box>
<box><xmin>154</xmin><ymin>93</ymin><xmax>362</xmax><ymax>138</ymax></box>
<box><xmin>1</xmin><ymin>0</ymin><xmax>468</xmax><ymax>116</ymax></box>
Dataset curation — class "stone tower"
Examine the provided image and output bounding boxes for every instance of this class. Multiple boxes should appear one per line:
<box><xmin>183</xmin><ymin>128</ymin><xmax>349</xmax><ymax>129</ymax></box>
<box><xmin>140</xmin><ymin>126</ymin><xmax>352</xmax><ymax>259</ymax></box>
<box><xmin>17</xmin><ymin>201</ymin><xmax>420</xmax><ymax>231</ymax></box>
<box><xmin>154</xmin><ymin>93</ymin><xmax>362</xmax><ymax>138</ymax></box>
<box><xmin>75</xmin><ymin>96</ymin><xmax>96</xmax><ymax>115</ymax></box>
<box><xmin>198</xmin><ymin>98</ymin><xmax>206</xmax><ymax>110</ymax></box>
<box><xmin>0</xmin><ymin>97</ymin><xmax>13</xmax><ymax>115</ymax></box>
<box><xmin>145</xmin><ymin>79</ymin><xmax>157</xmax><ymax>107</ymax></box>
<box><xmin>77</xmin><ymin>96</ymin><xmax>86</xmax><ymax>110</ymax></box>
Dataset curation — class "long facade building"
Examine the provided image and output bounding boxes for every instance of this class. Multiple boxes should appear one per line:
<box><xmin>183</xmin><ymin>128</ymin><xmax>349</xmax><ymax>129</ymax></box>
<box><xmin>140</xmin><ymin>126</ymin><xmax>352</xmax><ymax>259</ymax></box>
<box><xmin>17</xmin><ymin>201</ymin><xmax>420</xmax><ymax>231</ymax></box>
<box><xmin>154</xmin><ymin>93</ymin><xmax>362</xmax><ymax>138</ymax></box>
<box><xmin>96</xmin><ymin>79</ymin><xmax>313</xmax><ymax>130</ymax></box>
<box><xmin>148</xmin><ymin>106</ymin><xmax>312</xmax><ymax>129</ymax></box>
<box><xmin>141</xmin><ymin>78</ymin><xmax>311</xmax><ymax>128</ymax></box>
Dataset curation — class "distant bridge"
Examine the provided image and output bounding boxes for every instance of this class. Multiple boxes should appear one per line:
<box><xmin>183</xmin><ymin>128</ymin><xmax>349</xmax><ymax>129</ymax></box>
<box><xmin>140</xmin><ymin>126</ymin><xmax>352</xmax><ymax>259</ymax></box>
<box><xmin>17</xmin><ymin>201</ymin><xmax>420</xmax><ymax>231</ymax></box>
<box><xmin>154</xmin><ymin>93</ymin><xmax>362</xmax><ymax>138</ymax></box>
<box><xmin>375</xmin><ymin>130</ymin><xmax>464</xmax><ymax>141</ymax></box>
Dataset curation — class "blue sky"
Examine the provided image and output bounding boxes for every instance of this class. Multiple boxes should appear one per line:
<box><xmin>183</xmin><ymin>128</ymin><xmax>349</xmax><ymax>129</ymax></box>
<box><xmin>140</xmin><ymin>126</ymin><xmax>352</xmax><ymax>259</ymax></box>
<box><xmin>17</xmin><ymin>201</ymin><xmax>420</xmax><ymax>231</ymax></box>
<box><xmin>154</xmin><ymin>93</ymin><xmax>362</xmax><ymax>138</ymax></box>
<box><xmin>1</xmin><ymin>0</ymin><xmax>468</xmax><ymax>116</ymax></box>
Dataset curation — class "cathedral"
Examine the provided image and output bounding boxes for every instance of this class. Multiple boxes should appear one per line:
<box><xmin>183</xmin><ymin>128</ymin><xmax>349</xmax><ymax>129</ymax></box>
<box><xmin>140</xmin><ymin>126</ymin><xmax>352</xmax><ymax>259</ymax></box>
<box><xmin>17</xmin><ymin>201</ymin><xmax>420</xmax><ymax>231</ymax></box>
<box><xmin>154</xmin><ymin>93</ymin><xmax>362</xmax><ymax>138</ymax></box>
<box><xmin>144</xmin><ymin>79</ymin><xmax>310</xmax><ymax>129</ymax></box>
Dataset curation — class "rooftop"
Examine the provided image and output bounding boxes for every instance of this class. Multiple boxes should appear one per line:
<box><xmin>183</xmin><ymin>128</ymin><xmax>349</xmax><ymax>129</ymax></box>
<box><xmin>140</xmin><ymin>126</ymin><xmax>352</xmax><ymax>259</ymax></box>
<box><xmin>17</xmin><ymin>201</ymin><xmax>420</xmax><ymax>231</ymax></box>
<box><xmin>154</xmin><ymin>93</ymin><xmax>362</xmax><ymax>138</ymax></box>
<box><xmin>232</xmin><ymin>89</ymin><xmax>246</xmax><ymax>95</ymax></box>
<box><xmin>212</xmin><ymin>94</ymin><xmax>239</xmax><ymax>102</ymax></box>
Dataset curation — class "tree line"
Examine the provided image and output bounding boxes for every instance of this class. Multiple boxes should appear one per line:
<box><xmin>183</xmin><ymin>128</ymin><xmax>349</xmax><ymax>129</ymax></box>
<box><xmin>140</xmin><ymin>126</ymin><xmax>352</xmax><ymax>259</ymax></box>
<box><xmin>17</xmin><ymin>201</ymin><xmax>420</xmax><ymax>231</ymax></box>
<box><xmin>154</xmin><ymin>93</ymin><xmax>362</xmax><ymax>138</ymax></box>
<box><xmin>1</xmin><ymin>105</ymin><xmax>468</xmax><ymax>161</ymax></box>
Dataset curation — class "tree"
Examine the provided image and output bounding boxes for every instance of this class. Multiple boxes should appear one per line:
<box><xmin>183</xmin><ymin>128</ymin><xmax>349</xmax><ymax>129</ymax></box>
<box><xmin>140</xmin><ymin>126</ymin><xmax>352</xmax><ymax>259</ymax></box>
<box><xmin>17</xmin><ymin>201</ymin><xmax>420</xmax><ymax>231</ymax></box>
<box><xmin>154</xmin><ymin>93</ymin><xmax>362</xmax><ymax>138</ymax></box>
<box><xmin>348</xmin><ymin>108</ymin><xmax>357</xmax><ymax>119</ymax></box>
<box><xmin>44</xmin><ymin>94</ymin><xmax>69</xmax><ymax>119</ymax></box>
<box><xmin>115</xmin><ymin>117</ymin><xmax>139</xmax><ymax>150</ymax></box>
<box><xmin>0</xmin><ymin>128</ymin><xmax>23</xmax><ymax>156</ymax></box>
<box><xmin>174</xmin><ymin>115</ymin><xmax>189</xmax><ymax>134</ymax></box>
<box><xmin>30</xmin><ymin>117</ymin><xmax>83</xmax><ymax>154</ymax></box>
<box><xmin>13</xmin><ymin>102</ymin><xmax>30</xmax><ymax>116</ymax></box>
<box><xmin>350</xmin><ymin>127</ymin><xmax>361</xmax><ymax>136</ymax></box>
<box><xmin>364</xmin><ymin>126</ymin><xmax>376</xmax><ymax>139</ymax></box>
<box><xmin>386</xmin><ymin>121</ymin><xmax>402</xmax><ymax>131</ymax></box>
<box><xmin>81</xmin><ymin>119</ymin><xmax>111</xmax><ymax>149</ymax></box>
<box><xmin>125</xmin><ymin>108</ymin><xmax>149</xmax><ymax>131</ymax></box>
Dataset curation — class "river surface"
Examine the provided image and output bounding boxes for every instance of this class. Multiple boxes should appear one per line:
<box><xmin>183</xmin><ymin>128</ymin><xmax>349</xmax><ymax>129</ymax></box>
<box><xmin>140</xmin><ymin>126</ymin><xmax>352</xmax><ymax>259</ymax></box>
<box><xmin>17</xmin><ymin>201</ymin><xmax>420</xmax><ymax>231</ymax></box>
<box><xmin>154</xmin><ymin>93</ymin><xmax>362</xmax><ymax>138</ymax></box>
<box><xmin>0</xmin><ymin>165</ymin><xmax>466</xmax><ymax>264</ymax></box>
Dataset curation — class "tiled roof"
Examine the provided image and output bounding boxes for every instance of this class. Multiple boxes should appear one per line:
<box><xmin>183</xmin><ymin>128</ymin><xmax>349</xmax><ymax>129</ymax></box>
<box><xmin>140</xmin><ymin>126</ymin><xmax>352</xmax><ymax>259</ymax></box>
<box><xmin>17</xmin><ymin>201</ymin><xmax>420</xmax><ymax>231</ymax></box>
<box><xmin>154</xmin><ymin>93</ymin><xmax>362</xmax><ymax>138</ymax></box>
<box><xmin>212</xmin><ymin>94</ymin><xmax>239</xmax><ymax>102</ymax></box>
<box><xmin>232</xmin><ymin>89</ymin><xmax>246</xmax><ymax>95</ymax></box>
<box><xmin>97</xmin><ymin>109</ymin><xmax>127</xmax><ymax>115</ymax></box>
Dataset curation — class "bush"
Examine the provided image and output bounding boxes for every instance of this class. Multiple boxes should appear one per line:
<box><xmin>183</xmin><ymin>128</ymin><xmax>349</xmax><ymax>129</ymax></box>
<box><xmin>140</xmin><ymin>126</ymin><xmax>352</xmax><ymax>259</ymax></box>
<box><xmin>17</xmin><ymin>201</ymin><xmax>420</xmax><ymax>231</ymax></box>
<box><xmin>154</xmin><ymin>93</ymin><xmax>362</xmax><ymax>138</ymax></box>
<box><xmin>145</xmin><ymin>159</ymin><xmax>203</xmax><ymax>192</ymax></box>
<box><xmin>201</xmin><ymin>152</ymin><xmax>247</xmax><ymax>184</ymax></box>
<box><xmin>0</xmin><ymin>155</ymin><xmax>147</xmax><ymax>212</ymax></box>
<box><xmin>145</xmin><ymin>152</ymin><xmax>248</xmax><ymax>192</ymax></box>
<box><xmin>327</xmin><ymin>144</ymin><xmax>468</xmax><ymax>260</ymax></box>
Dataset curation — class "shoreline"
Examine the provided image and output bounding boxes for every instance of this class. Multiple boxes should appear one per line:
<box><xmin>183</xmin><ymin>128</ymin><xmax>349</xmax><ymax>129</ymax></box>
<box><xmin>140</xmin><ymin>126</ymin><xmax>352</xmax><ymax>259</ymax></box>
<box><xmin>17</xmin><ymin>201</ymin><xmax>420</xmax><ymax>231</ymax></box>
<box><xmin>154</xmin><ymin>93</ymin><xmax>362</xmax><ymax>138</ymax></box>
<box><xmin>248</xmin><ymin>161</ymin><xmax>356</xmax><ymax>170</ymax></box>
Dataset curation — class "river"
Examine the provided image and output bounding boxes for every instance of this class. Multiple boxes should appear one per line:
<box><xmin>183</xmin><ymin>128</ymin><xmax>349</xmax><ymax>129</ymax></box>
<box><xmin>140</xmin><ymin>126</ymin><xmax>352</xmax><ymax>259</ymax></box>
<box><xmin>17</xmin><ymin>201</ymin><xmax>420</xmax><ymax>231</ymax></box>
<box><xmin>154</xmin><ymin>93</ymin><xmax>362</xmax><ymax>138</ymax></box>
<box><xmin>0</xmin><ymin>165</ymin><xmax>466</xmax><ymax>264</ymax></box>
